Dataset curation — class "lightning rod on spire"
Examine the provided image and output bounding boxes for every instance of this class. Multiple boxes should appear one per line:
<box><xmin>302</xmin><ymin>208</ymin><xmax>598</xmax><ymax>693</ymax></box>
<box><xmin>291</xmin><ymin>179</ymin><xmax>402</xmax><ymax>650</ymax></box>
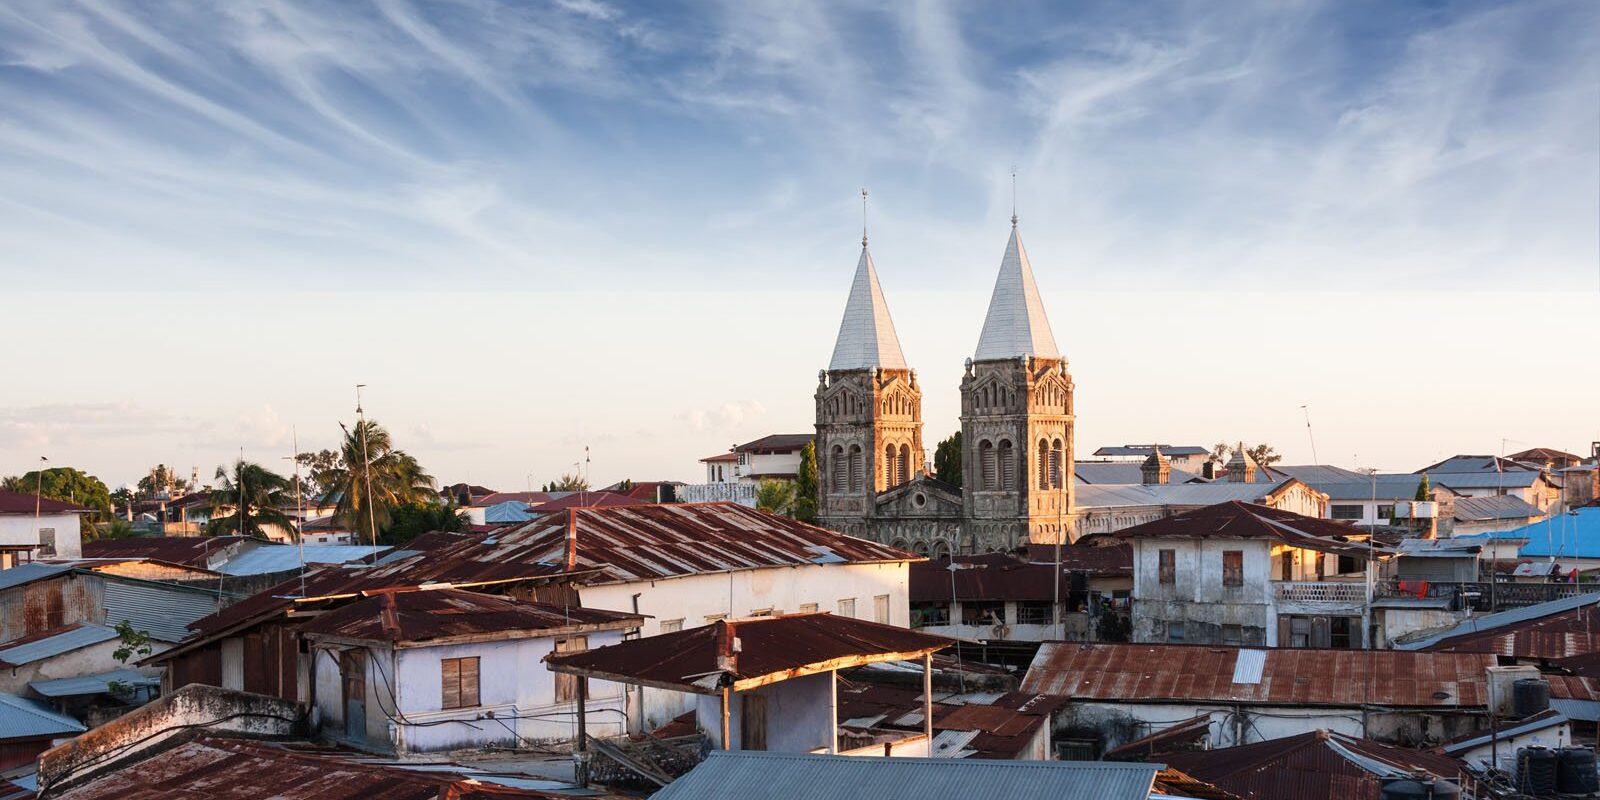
<box><xmin>861</xmin><ymin>187</ymin><xmax>869</xmax><ymax>248</ymax></box>
<box><xmin>1010</xmin><ymin>166</ymin><xmax>1018</xmax><ymax>227</ymax></box>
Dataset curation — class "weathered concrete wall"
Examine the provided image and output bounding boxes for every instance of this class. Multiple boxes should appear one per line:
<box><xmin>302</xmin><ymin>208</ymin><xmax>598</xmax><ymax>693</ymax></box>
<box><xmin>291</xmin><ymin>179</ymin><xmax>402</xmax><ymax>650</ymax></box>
<box><xmin>0</xmin><ymin>512</ymin><xmax>82</xmax><ymax>558</ymax></box>
<box><xmin>1130</xmin><ymin>538</ymin><xmax>1272</xmax><ymax>645</ymax></box>
<box><xmin>1057</xmin><ymin>700</ymin><xmax>1481</xmax><ymax>754</ymax></box>
<box><xmin>37</xmin><ymin>684</ymin><xmax>303</xmax><ymax>795</ymax></box>
<box><xmin>0</xmin><ymin>638</ymin><xmax>167</xmax><ymax>695</ymax></box>
<box><xmin>695</xmin><ymin>672</ymin><xmax>834</xmax><ymax>753</ymax></box>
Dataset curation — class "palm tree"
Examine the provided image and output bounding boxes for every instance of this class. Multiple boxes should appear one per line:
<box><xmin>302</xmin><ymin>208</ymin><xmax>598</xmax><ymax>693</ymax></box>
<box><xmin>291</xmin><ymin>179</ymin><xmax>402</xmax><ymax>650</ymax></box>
<box><xmin>328</xmin><ymin>419</ymin><xmax>437</xmax><ymax>544</ymax></box>
<box><xmin>205</xmin><ymin>460</ymin><xmax>295</xmax><ymax>538</ymax></box>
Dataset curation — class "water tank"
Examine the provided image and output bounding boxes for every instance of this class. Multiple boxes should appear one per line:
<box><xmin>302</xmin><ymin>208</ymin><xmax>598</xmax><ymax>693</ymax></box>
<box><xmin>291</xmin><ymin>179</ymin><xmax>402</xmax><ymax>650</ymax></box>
<box><xmin>1557</xmin><ymin>747</ymin><xmax>1600</xmax><ymax>795</ymax></box>
<box><xmin>1512</xmin><ymin>678</ymin><xmax>1551</xmax><ymax>718</ymax></box>
<box><xmin>1379</xmin><ymin>777</ymin><xmax>1461</xmax><ymax>800</ymax></box>
<box><xmin>1518</xmin><ymin>746</ymin><xmax>1559</xmax><ymax>796</ymax></box>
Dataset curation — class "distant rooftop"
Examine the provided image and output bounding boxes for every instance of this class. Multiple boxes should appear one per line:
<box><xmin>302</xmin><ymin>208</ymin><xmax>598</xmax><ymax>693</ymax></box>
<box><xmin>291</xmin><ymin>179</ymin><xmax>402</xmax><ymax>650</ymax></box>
<box><xmin>1093</xmin><ymin>445</ymin><xmax>1208</xmax><ymax>458</ymax></box>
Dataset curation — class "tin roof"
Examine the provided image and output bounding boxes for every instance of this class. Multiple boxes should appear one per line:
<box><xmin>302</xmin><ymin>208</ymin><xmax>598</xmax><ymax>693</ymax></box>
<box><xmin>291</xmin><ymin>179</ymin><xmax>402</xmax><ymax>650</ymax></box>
<box><xmin>81</xmin><ymin>537</ymin><xmax>257</xmax><ymax>570</ymax></box>
<box><xmin>1076</xmin><ymin>481</ymin><xmax>1315</xmax><ymax>510</ymax></box>
<box><xmin>1162</xmin><ymin>730</ymin><xmax>1464</xmax><ymax>800</ymax></box>
<box><xmin>1109</xmin><ymin>501</ymin><xmax>1384</xmax><ymax>559</ymax></box>
<box><xmin>1452</xmin><ymin>495</ymin><xmax>1544</xmax><ymax>522</ymax></box>
<box><xmin>1435</xmin><ymin>708</ymin><xmax>1567</xmax><ymax>754</ymax></box>
<box><xmin>1104</xmin><ymin>714</ymin><xmax>1215</xmax><ymax>760</ymax></box>
<box><xmin>50</xmin><ymin>736</ymin><xmax>575</xmax><ymax>799</ymax></box>
<box><xmin>651</xmin><ymin>751</ymin><xmax>1158</xmax><ymax>800</ymax></box>
<box><xmin>0</xmin><ymin>491</ymin><xmax>90</xmax><ymax>515</ymax></box>
<box><xmin>828</xmin><ymin>246</ymin><xmax>909</xmax><ymax>371</ymax></box>
<box><xmin>1152</xmin><ymin>767</ymin><xmax>1242</xmax><ymax>800</ymax></box>
<box><xmin>528</xmin><ymin>492</ymin><xmax>649</xmax><ymax>513</ymax></box>
<box><xmin>973</xmin><ymin>226</ymin><xmax>1059</xmax><ymax>361</ymax></box>
<box><xmin>0</xmin><ymin>624</ymin><xmax>118</xmax><ymax>667</ymax></box>
<box><xmin>736</xmin><ymin>433</ymin><xmax>816</xmax><ymax>453</ymax></box>
<box><xmin>481</xmin><ymin>502</ymin><xmax>919</xmax><ymax>584</ymax></box>
<box><xmin>1431</xmin><ymin>471</ymin><xmax>1545</xmax><ymax>489</ymax></box>
<box><xmin>0</xmin><ymin>564</ymin><xmax>72</xmax><ymax>592</ymax></box>
<box><xmin>297</xmin><ymin>588</ymin><xmax>641</xmax><ymax>646</ymax></box>
<box><xmin>213</xmin><ymin>544</ymin><xmax>389</xmax><ymax>576</ymax></box>
<box><xmin>28</xmin><ymin>669</ymin><xmax>160</xmax><ymax>699</ymax></box>
<box><xmin>1074</xmin><ymin>462</ymin><xmax>1200</xmax><ymax>485</ymax></box>
<box><xmin>0</xmin><ymin>693</ymin><xmax>86</xmax><ymax>741</ymax></box>
<box><xmin>1394</xmin><ymin>592</ymin><xmax>1600</xmax><ymax>657</ymax></box>
<box><xmin>546</xmin><ymin>613</ymin><xmax>951</xmax><ymax>694</ymax></box>
<box><xmin>1472</xmin><ymin>507</ymin><xmax>1600</xmax><ymax>558</ymax></box>
<box><xmin>911</xmin><ymin>547</ymin><xmax>1131</xmax><ymax>602</ymax></box>
<box><xmin>1021</xmin><ymin>643</ymin><xmax>1492</xmax><ymax>708</ymax></box>
<box><xmin>1094</xmin><ymin>445</ymin><xmax>1210</xmax><ymax>458</ymax></box>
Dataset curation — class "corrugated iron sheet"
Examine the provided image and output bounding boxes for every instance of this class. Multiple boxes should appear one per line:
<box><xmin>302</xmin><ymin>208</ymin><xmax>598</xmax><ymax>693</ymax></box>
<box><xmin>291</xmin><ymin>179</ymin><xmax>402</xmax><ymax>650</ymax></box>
<box><xmin>0</xmin><ymin>564</ymin><xmax>71</xmax><ymax>593</ymax></box>
<box><xmin>651</xmin><ymin>751</ymin><xmax>1159</xmax><ymax>800</ymax></box>
<box><xmin>297</xmin><ymin>588</ymin><xmax>640</xmax><ymax>644</ymax></box>
<box><xmin>214</xmin><ymin>545</ymin><xmax>389</xmax><ymax>576</ymax></box>
<box><xmin>28</xmin><ymin>669</ymin><xmax>160</xmax><ymax>698</ymax></box>
<box><xmin>0</xmin><ymin>692</ymin><xmax>86</xmax><ymax>740</ymax></box>
<box><xmin>546</xmin><ymin>614</ymin><xmax>951</xmax><ymax>692</ymax></box>
<box><xmin>1395</xmin><ymin>592</ymin><xmax>1600</xmax><ymax>656</ymax></box>
<box><xmin>102</xmin><ymin>580</ymin><xmax>224</xmax><ymax>644</ymax></box>
<box><xmin>1109</xmin><ymin>501</ymin><xmax>1385</xmax><ymax>559</ymax></box>
<box><xmin>1021</xmin><ymin>643</ymin><xmax>1493</xmax><ymax>707</ymax></box>
<box><xmin>0</xmin><ymin>623</ymin><xmax>117</xmax><ymax>666</ymax></box>
<box><xmin>1163</xmin><ymin>730</ymin><xmax>1464</xmax><ymax>800</ymax></box>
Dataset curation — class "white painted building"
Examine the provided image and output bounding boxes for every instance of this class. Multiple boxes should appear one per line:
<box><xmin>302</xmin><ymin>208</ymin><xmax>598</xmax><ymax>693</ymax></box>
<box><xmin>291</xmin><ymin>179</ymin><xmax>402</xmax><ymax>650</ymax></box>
<box><xmin>1113</xmin><ymin>501</ymin><xmax>1383</xmax><ymax>648</ymax></box>
<box><xmin>0</xmin><ymin>491</ymin><xmax>86</xmax><ymax>566</ymax></box>
<box><xmin>300</xmin><ymin>588</ymin><xmax>642</xmax><ymax>755</ymax></box>
<box><xmin>699</xmin><ymin>434</ymin><xmax>815</xmax><ymax>485</ymax></box>
<box><xmin>1075</xmin><ymin>479</ymin><xmax>1327</xmax><ymax>538</ymax></box>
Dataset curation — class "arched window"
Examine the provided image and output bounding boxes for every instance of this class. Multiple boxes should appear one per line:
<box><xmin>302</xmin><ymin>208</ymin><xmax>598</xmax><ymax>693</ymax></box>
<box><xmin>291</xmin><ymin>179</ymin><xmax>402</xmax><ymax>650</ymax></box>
<box><xmin>1050</xmin><ymin>438</ymin><xmax>1065</xmax><ymax>489</ymax></box>
<box><xmin>1037</xmin><ymin>439</ymin><xmax>1050</xmax><ymax>489</ymax></box>
<box><xmin>897</xmin><ymin>444</ymin><xmax>911</xmax><ymax>485</ymax></box>
<box><xmin>979</xmin><ymin>440</ymin><xmax>996</xmax><ymax>489</ymax></box>
<box><xmin>884</xmin><ymin>445</ymin><xmax>897</xmax><ymax>488</ymax></box>
<box><xmin>848</xmin><ymin>445</ymin><xmax>863</xmax><ymax>492</ymax></box>
<box><xmin>912</xmin><ymin>542</ymin><xmax>929</xmax><ymax>556</ymax></box>
<box><xmin>932</xmin><ymin>541</ymin><xmax>950</xmax><ymax>559</ymax></box>
<box><xmin>831</xmin><ymin>445</ymin><xmax>846</xmax><ymax>492</ymax></box>
<box><xmin>997</xmin><ymin>440</ymin><xmax>1015</xmax><ymax>489</ymax></box>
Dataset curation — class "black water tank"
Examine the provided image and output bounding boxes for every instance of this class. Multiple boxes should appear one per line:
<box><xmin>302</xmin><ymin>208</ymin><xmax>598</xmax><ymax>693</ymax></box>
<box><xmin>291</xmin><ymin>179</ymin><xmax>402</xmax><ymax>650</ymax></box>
<box><xmin>1557</xmin><ymin>747</ymin><xmax>1599</xmax><ymax>794</ymax></box>
<box><xmin>1379</xmin><ymin>777</ymin><xmax>1461</xmax><ymax>800</ymax></box>
<box><xmin>1513</xmin><ymin>678</ymin><xmax>1551</xmax><ymax>718</ymax></box>
<box><xmin>1519</xmin><ymin>746</ymin><xmax>1559</xmax><ymax>796</ymax></box>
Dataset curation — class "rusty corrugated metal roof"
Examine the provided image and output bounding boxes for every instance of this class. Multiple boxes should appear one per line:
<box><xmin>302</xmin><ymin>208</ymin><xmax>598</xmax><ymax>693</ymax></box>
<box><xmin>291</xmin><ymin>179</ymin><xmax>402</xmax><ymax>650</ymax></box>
<box><xmin>51</xmin><ymin>736</ymin><xmax>578</xmax><ymax>799</ymax></box>
<box><xmin>1406</xmin><ymin>595</ymin><xmax>1600</xmax><ymax>659</ymax></box>
<box><xmin>546</xmin><ymin>613</ymin><xmax>951</xmax><ymax>693</ymax></box>
<box><xmin>1021</xmin><ymin>643</ymin><xmax>1493</xmax><ymax>708</ymax></box>
<box><xmin>297</xmin><ymin>588</ymin><xmax>641</xmax><ymax>645</ymax></box>
<box><xmin>1162</xmin><ymin>730</ymin><xmax>1464</xmax><ymax>800</ymax></box>
<box><xmin>81</xmin><ymin>536</ymin><xmax>255</xmax><ymax>569</ymax></box>
<box><xmin>911</xmin><ymin>546</ymin><xmax>1131</xmax><ymax>602</ymax></box>
<box><xmin>1110</xmin><ymin>501</ymin><xmax>1388</xmax><ymax>559</ymax></box>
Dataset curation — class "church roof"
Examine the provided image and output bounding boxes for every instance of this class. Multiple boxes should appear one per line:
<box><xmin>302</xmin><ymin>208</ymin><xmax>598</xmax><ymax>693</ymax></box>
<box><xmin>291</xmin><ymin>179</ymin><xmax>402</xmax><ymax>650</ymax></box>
<box><xmin>829</xmin><ymin>246</ymin><xmax>908</xmax><ymax>371</ymax></box>
<box><xmin>973</xmin><ymin>226</ymin><xmax>1059</xmax><ymax>361</ymax></box>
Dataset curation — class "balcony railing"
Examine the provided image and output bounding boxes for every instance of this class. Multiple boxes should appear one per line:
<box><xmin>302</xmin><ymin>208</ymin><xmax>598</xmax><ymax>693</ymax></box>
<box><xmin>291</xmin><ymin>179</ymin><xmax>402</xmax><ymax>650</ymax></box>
<box><xmin>1375</xmin><ymin>580</ymin><xmax>1590</xmax><ymax>612</ymax></box>
<box><xmin>1274</xmin><ymin>581</ymin><xmax>1367</xmax><ymax>604</ymax></box>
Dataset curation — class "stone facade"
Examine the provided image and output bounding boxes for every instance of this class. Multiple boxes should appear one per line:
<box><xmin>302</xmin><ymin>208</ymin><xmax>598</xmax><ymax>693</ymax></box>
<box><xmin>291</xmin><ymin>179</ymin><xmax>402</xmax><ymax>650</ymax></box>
<box><xmin>815</xmin><ymin>225</ymin><xmax>1077</xmax><ymax>554</ymax></box>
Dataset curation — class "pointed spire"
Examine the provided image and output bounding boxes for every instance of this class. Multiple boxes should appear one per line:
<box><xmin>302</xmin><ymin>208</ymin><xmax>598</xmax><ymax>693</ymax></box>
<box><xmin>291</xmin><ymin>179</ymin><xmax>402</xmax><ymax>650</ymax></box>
<box><xmin>973</xmin><ymin>224</ymin><xmax>1059</xmax><ymax>361</ymax></box>
<box><xmin>828</xmin><ymin>238</ymin><xmax>909</xmax><ymax>372</ymax></box>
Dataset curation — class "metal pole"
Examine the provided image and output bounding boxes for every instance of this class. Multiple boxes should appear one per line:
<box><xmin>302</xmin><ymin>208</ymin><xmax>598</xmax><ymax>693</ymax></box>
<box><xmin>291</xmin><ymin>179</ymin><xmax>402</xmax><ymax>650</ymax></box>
<box><xmin>33</xmin><ymin>456</ymin><xmax>46</xmax><ymax>557</ymax></box>
<box><xmin>575</xmin><ymin>677</ymin><xmax>589</xmax><ymax>786</ymax></box>
<box><xmin>288</xmin><ymin>429</ymin><xmax>306</xmax><ymax>595</ymax></box>
<box><xmin>922</xmin><ymin>653</ymin><xmax>934</xmax><ymax>754</ymax></box>
<box><xmin>720</xmin><ymin>687</ymin><xmax>732</xmax><ymax>750</ymax></box>
<box><xmin>357</xmin><ymin>385</ymin><xmax>378</xmax><ymax>561</ymax></box>
<box><xmin>828</xmin><ymin>668</ymin><xmax>839</xmax><ymax>754</ymax></box>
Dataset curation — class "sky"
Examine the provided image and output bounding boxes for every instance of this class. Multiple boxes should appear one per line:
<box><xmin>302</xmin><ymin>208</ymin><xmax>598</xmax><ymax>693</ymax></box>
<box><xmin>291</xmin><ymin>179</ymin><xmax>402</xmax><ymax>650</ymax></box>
<box><xmin>1</xmin><ymin>0</ymin><xmax>1597</xmax><ymax>490</ymax></box>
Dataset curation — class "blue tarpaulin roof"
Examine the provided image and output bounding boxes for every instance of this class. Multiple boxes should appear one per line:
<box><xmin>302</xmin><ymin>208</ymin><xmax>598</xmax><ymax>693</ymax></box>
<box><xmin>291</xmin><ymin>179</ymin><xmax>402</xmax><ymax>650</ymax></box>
<box><xmin>1458</xmin><ymin>507</ymin><xmax>1600</xmax><ymax>558</ymax></box>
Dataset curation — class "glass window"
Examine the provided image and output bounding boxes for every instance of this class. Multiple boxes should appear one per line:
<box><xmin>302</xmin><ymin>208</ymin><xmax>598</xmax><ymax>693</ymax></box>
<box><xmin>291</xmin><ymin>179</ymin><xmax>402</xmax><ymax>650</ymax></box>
<box><xmin>1377</xmin><ymin>504</ymin><xmax>1396</xmax><ymax>520</ymax></box>
<box><xmin>1331</xmin><ymin>505</ymin><xmax>1364</xmax><ymax>520</ymax></box>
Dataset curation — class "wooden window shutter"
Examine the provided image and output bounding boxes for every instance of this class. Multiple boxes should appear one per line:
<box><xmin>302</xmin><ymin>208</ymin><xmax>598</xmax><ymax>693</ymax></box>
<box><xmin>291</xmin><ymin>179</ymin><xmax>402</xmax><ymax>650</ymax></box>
<box><xmin>459</xmin><ymin>657</ymin><xmax>480</xmax><ymax>707</ymax></box>
<box><xmin>441</xmin><ymin>658</ymin><xmax>461</xmax><ymax>709</ymax></box>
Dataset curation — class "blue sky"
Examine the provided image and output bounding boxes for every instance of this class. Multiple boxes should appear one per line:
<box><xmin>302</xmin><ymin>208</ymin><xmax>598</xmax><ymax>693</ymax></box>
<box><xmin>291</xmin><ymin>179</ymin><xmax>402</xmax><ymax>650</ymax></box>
<box><xmin>1</xmin><ymin>0</ymin><xmax>1597</xmax><ymax>489</ymax></box>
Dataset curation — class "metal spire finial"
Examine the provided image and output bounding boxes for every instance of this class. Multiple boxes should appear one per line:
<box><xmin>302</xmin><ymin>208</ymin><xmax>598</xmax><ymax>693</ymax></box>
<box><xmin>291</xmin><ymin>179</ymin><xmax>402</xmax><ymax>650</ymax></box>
<box><xmin>860</xmin><ymin>187</ymin><xmax>870</xmax><ymax>248</ymax></box>
<box><xmin>1009</xmin><ymin>166</ymin><xmax>1018</xmax><ymax>227</ymax></box>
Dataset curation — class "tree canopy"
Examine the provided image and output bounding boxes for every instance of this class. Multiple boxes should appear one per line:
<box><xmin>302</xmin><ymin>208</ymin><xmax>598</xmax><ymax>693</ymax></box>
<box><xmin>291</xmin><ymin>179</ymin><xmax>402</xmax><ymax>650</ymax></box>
<box><xmin>542</xmin><ymin>473</ymin><xmax>590</xmax><ymax>492</ymax></box>
<box><xmin>933</xmin><ymin>431</ymin><xmax>962</xmax><ymax>486</ymax></box>
<box><xmin>382</xmin><ymin>501</ymin><xmax>467</xmax><ymax>546</ymax></box>
<box><xmin>1415</xmin><ymin>473</ymin><xmax>1431</xmax><ymax>501</ymax></box>
<box><xmin>135</xmin><ymin>464</ymin><xmax>192</xmax><ymax>499</ymax></box>
<box><xmin>204</xmin><ymin>460</ymin><xmax>295</xmax><ymax>538</ymax></box>
<box><xmin>755</xmin><ymin>479</ymin><xmax>797</xmax><ymax>517</ymax></box>
<box><xmin>326</xmin><ymin>420</ymin><xmax>437</xmax><ymax>544</ymax></box>
<box><xmin>2</xmin><ymin>467</ymin><xmax>112</xmax><ymax>517</ymax></box>
<box><xmin>794</xmin><ymin>442</ymin><xmax>818</xmax><ymax>523</ymax></box>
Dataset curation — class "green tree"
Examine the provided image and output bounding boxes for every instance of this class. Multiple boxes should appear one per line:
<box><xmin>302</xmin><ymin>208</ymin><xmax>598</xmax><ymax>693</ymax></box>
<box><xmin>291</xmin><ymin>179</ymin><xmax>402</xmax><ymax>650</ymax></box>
<box><xmin>294</xmin><ymin>448</ymin><xmax>345</xmax><ymax>502</ymax></box>
<box><xmin>755</xmin><ymin>479</ymin><xmax>798</xmax><ymax>517</ymax></box>
<box><xmin>541</xmin><ymin>473</ymin><xmax>590</xmax><ymax>492</ymax></box>
<box><xmin>326</xmin><ymin>420</ymin><xmax>437</xmax><ymax>545</ymax></box>
<box><xmin>933</xmin><ymin>431</ymin><xmax>963</xmax><ymax>486</ymax></box>
<box><xmin>794</xmin><ymin>442</ymin><xmax>818</xmax><ymax>523</ymax></box>
<box><xmin>1415</xmin><ymin>473</ymin><xmax>1431</xmax><ymax>501</ymax></box>
<box><xmin>110</xmin><ymin>620</ymin><xmax>154</xmax><ymax>664</ymax></box>
<box><xmin>382</xmin><ymin>501</ymin><xmax>468</xmax><ymax>546</ymax></box>
<box><xmin>1246</xmin><ymin>443</ymin><xmax>1282</xmax><ymax>466</ymax></box>
<box><xmin>1</xmin><ymin>467</ymin><xmax>112</xmax><ymax>519</ymax></box>
<box><xmin>93</xmin><ymin>519</ymin><xmax>139</xmax><ymax>540</ymax></box>
<box><xmin>135</xmin><ymin>464</ymin><xmax>191</xmax><ymax>499</ymax></box>
<box><xmin>205</xmin><ymin>460</ymin><xmax>295</xmax><ymax>538</ymax></box>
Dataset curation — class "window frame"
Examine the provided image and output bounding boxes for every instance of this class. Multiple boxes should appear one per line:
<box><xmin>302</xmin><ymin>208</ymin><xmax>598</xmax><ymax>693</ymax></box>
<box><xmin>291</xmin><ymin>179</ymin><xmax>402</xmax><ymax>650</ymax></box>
<box><xmin>553</xmin><ymin>637</ymin><xmax>588</xmax><ymax>704</ymax></box>
<box><xmin>1222</xmin><ymin>550</ymin><xmax>1244</xmax><ymax>588</ymax></box>
<box><xmin>1157</xmin><ymin>549</ymin><xmax>1176</xmax><ymax>586</ymax></box>
<box><xmin>440</xmin><ymin>656</ymin><xmax>480</xmax><ymax>710</ymax></box>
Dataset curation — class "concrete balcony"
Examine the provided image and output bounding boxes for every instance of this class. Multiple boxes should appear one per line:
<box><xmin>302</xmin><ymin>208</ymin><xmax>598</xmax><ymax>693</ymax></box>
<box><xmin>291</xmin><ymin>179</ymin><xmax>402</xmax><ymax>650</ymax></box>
<box><xmin>1274</xmin><ymin>581</ymin><xmax>1366</xmax><ymax>604</ymax></box>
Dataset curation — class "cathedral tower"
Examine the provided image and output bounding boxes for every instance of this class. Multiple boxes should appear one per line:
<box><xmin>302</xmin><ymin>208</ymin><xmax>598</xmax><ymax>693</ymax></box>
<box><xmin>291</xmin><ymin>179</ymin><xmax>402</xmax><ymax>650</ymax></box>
<box><xmin>959</xmin><ymin>220</ymin><xmax>1076</xmax><ymax>549</ymax></box>
<box><xmin>815</xmin><ymin>236</ymin><xmax>924</xmax><ymax>537</ymax></box>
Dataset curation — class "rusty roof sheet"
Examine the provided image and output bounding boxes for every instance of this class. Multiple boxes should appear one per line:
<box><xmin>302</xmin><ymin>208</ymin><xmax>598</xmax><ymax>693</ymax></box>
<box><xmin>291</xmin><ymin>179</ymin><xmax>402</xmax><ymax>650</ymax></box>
<box><xmin>527</xmin><ymin>492</ymin><xmax>649</xmax><ymax>512</ymax></box>
<box><xmin>1152</xmin><ymin>767</ymin><xmax>1242</xmax><ymax>800</ymax></box>
<box><xmin>51</xmin><ymin>737</ymin><xmax>574</xmax><ymax>799</ymax></box>
<box><xmin>1400</xmin><ymin>594</ymin><xmax>1600</xmax><ymax>658</ymax></box>
<box><xmin>1021</xmin><ymin>643</ymin><xmax>1493</xmax><ymax>708</ymax></box>
<box><xmin>1104</xmin><ymin>714</ymin><xmax>1215</xmax><ymax>761</ymax></box>
<box><xmin>1110</xmin><ymin>502</ymin><xmax>1387</xmax><ymax>559</ymax></box>
<box><xmin>546</xmin><ymin>613</ymin><xmax>951</xmax><ymax>693</ymax></box>
<box><xmin>297</xmin><ymin>588</ymin><xmax>641</xmax><ymax>645</ymax></box>
<box><xmin>483</xmin><ymin>502</ymin><xmax>919</xmax><ymax>583</ymax></box>
<box><xmin>1162</xmin><ymin>730</ymin><xmax>1465</xmax><ymax>800</ymax></box>
<box><xmin>81</xmin><ymin>536</ymin><xmax>257</xmax><ymax>569</ymax></box>
<box><xmin>912</xmin><ymin>547</ymin><xmax>1131</xmax><ymax>602</ymax></box>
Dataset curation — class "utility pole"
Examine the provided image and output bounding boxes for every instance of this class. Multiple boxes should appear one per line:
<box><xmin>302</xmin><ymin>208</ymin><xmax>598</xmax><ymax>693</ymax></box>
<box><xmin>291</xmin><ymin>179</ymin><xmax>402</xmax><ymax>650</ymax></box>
<box><xmin>238</xmin><ymin>447</ymin><xmax>246</xmax><ymax>539</ymax></box>
<box><xmin>285</xmin><ymin>428</ymin><xmax>306</xmax><ymax>595</ymax></box>
<box><xmin>357</xmin><ymin>385</ymin><xmax>378</xmax><ymax>562</ymax></box>
<box><xmin>33</xmin><ymin>456</ymin><xmax>46</xmax><ymax>558</ymax></box>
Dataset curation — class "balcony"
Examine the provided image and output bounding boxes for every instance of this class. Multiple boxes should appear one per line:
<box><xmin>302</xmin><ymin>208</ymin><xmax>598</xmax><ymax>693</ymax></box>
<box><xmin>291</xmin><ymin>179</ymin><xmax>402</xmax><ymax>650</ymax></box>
<box><xmin>1274</xmin><ymin>581</ymin><xmax>1366</xmax><ymax>604</ymax></box>
<box><xmin>1375</xmin><ymin>580</ymin><xmax>1589</xmax><ymax>612</ymax></box>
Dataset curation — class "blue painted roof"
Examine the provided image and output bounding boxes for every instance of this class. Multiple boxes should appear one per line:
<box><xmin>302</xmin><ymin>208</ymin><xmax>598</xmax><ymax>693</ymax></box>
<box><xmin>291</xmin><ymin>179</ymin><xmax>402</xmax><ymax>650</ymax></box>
<box><xmin>1459</xmin><ymin>507</ymin><xmax>1600</xmax><ymax>558</ymax></box>
<box><xmin>216</xmin><ymin>544</ymin><xmax>389</xmax><ymax>576</ymax></box>
<box><xmin>29</xmin><ymin>668</ymin><xmax>159</xmax><ymax>698</ymax></box>
<box><xmin>0</xmin><ymin>693</ymin><xmax>86</xmax><ymax>740</ymax></box>
<box><xmin>0</xmin><ymin>563</ymin><xmax>71</xmax><ymax>592</ymax></box>
<box><xmin>0</xmin><ymin>623</ymin><xmax>118</xmax><ymax>666</ymax></box>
